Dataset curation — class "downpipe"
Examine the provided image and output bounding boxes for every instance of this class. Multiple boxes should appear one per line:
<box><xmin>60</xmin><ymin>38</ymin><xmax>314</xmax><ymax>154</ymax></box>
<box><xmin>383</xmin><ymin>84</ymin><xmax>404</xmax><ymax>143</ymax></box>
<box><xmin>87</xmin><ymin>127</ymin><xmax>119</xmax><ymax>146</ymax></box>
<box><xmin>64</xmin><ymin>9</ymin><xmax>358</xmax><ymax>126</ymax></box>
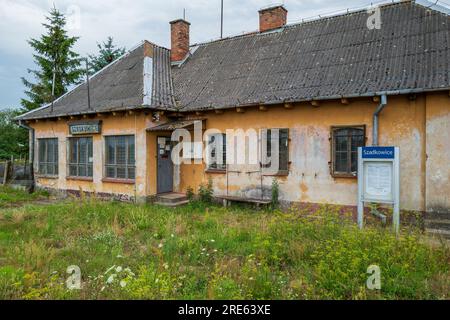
<box><xmin>18</xmin><ymin>120</ymin><xmax>35</xmax><ymax>193</ymax></box>
<box><xmin>371</xmin><ymin>94</ymin><xmax>388</xmax><ymax>224</ymax></box>
<box><xmin>372</xmin><ymin>94</ymin><xmax>387</xmax><ymax>146</ymax></box>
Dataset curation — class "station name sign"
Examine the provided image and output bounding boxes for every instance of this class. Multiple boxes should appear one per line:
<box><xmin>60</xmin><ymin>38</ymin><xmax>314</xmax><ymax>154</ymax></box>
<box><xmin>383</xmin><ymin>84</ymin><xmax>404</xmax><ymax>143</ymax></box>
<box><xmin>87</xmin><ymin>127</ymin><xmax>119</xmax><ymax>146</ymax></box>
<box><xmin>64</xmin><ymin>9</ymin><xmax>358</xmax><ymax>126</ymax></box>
<box><xmin>69</xmin><ymin>121</ymin><xmax>102</xmax><ymax>135</ymax></box>
<box><xmin>362</xmin><ymin>146</ymin><xmax>395</xmax><ymax>159</ymax></box>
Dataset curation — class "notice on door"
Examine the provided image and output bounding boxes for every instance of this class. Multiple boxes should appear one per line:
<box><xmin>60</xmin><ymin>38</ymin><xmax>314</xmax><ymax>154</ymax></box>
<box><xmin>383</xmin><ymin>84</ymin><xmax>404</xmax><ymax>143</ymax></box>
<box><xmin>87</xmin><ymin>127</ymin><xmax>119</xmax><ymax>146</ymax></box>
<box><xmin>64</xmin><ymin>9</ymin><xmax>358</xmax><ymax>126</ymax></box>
<box><xmin>364</xmin><ymin>162</ymin><xmax>393</xmax><ymax>201</ymax></box>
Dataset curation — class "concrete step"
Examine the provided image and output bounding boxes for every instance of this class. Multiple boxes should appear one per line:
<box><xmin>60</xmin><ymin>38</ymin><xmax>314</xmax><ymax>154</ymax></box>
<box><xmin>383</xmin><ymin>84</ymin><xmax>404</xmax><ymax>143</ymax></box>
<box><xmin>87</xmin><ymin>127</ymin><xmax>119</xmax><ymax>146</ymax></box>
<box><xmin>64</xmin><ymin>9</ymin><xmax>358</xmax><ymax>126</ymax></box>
<box><xmin>155</xmin><ymin>193</ymin><xmax>188</xmax><ymax>204</ymax></box>
<box><xmin>155</xmin><ymin>200</ymin><xmax>190</xmax><ymax>207</ymax></box>
<box><xmin>425</xmin><ymin>219</ymin><xmax>450</xmax><ymax>231</ymax></box>
<box><xmin>154</xmin><ymin>193</ymin><xmax>189</xmax><ymax>207</ymax></box>
<box><xmin>425</xmin><ymin>212</ymin><xmax>450</xmax><ymax>221</ymax></box>
<box><xmin>425</xmin><ymin>228</ymin><xmax>450</xmax><ymax>240</ymax></box>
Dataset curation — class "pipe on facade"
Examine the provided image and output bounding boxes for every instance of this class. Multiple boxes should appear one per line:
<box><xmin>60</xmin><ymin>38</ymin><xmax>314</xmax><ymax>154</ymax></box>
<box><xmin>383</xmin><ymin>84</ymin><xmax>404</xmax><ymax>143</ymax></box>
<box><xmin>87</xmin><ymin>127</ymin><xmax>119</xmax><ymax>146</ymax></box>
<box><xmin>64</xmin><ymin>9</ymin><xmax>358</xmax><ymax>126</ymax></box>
<box><xmin>18</xmin><ymin>120</ymin><xmax>35</xmax><ymax>193</ymax></box>
<box><xmin>372</xmin><ymin>94</ymin><xmax>388</xmax><ymax>146</ymax></box>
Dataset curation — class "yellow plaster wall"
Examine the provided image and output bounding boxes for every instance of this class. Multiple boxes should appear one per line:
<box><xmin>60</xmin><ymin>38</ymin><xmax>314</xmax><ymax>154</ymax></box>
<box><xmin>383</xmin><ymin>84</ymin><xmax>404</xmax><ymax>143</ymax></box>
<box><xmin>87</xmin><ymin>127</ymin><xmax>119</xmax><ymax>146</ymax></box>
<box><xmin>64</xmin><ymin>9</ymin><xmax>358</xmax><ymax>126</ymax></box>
<box><xmin>29</xmin><ymin>91</ymin><xmax>449</xmax><ymax>212</ymax></box>
<box><xmin>178</xmin><ymin>93</ymin><xmax>449</xmax><ymax>211</ymax></box>
<box><xmin>30</xmin><ymin>112</ymin><xmax>155</xmax><ymax>199</ymax></box>
<box><xmin>425</xmin><ymin>92</ymin><xmax>450</xmax><ymax>212</ymax></box>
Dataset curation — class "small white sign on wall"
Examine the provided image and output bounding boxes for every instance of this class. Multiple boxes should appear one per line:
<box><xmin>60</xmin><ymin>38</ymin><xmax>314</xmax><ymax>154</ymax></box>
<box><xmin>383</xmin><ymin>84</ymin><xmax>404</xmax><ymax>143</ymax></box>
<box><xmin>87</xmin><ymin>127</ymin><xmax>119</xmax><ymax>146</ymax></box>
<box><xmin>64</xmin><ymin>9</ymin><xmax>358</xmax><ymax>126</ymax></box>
<box><xmin>358</xmin><ymin>147</ymin><xmax>400</xmax><ymax>233</ymax></box>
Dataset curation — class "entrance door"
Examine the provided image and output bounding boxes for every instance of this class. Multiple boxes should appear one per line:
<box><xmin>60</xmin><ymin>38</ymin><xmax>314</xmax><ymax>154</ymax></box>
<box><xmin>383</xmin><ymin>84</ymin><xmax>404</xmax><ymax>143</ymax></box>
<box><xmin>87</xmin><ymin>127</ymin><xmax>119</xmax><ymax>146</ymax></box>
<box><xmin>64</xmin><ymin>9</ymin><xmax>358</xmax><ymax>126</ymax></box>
<box><xmin>157</xmin><ymin>137</ymin><xmax>173</xmax><ymax>194</ymax></box>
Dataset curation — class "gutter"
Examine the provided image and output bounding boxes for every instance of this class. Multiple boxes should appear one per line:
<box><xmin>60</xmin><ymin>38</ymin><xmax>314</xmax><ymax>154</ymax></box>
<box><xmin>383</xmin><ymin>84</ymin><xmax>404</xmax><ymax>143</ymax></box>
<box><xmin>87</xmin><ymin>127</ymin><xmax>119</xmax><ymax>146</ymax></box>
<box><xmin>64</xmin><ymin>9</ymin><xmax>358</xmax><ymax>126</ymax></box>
<box><xmin>373</xmin><ymin>94</ymin><xmax>387</xmax><ymax>146</ymax></box>
<box><xmin>17</xmin><ymin>120</ymin><xmax>35</xmax><ymax>193</ymax></box>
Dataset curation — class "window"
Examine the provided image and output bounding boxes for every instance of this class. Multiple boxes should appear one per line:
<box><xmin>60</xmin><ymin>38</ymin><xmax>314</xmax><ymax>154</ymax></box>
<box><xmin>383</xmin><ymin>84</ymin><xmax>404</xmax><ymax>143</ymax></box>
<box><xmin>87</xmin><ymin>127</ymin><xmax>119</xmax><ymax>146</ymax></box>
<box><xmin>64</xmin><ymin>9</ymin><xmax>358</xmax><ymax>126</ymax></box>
<box><xmin>262</xmin><ymin>128</ymin><xmax>289</xmax><ymax>174</ymax></box>
<box><xmin>105</xmin><ymin>136</ymin><xmax>135</xmax><ymax>180</ymax></box>
<box><xmin>331</xmin><ymin>126</ymin><xmax>365</xmax><ymax>177</ymax></box>
<box><xmin>207</xmin><ymin>133</ymin><xmax>227</xmax><ymax>171</ymax></box>
<box><xmin>68</xmin><ymin>137</ymin><xmax>93</xmax><ymax>178</ymax></box>
<box><xmin>38</xmin><ymin>138</ymin><xmax>58</xmax><ymax>176</ymax></box>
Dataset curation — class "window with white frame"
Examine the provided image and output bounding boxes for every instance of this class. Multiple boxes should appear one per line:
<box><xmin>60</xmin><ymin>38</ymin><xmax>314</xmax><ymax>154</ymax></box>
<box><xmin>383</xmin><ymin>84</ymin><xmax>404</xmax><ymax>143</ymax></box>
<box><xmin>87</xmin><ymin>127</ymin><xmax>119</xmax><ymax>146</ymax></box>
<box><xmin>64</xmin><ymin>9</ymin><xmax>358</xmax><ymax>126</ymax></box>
<box><xmin>68</xmin><ymin>137</ymin><xmax>93</xmax><ymax>178</ymax></box>
<box><xmin>105</xmin><ymin>135</ymin><xmax>135</xmax><ymax>180</ymax></box>
<box><xmin>38</xmin><ymin>138</ymin><xmax>59</xmax><ymax>175</ymax></box>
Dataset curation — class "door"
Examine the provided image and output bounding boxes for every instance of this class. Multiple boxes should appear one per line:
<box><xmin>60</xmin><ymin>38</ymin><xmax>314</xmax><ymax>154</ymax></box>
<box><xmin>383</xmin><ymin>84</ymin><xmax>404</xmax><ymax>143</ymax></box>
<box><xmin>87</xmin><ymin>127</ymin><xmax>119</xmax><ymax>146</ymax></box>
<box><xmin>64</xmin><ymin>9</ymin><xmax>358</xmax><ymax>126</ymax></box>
<box><xmin>157</xmin><ymin>136</ymin><xmax>173</xmax><ymax>194</ymax></box>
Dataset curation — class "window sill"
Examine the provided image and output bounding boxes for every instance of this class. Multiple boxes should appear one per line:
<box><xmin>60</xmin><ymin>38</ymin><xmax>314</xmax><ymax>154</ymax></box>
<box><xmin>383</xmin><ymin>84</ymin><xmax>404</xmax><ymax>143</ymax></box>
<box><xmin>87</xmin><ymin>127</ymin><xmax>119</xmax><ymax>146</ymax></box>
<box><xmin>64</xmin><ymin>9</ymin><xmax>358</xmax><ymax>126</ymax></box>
<box><xmin>331</xmin><ymin>173</ymin><xmax>357</xmax><ymax>179</ymax></box>
<box><xmin>67</xmin><ymin>176</ymin><xmax>93</xmax><ymax>182</ymax></box>
<box><xmin>36</xmin><ymin>175</ymin><xmax>58</xmax><ymax>179</ymax></box>
<box><xmin>205</xmin><ymin>169</ymin><xmax>226</xmax><ymax>174</ymax></box>
<box><xmin>263</xmin><ymin>171</ymin><xmax>289</xmax><ymax>177</ymax></box>
<box><xmin>102</xmin><ymin>178</ymin><xmax>135</xmax><ymax>185</ymax></box>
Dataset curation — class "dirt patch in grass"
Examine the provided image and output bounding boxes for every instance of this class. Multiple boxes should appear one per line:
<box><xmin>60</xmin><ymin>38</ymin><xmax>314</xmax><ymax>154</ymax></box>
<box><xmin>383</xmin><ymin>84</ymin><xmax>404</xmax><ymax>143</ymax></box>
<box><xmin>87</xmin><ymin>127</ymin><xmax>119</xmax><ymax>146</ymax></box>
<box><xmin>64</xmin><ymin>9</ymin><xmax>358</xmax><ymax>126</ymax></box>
<box><xmin>0</xmin><ymin>186</ymin><xmax>51</xmax><ymax>208</ymax></box>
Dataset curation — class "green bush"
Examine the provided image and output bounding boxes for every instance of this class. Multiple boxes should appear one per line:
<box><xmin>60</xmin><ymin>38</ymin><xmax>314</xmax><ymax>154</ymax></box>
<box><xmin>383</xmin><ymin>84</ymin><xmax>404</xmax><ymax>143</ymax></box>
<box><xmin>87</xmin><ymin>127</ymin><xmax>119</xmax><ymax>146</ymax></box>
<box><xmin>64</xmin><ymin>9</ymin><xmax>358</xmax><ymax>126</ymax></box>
<box><xmin>198</xmin><ymin>178</ymin><xmax>214</xmax><ymax>203</ymax></box>
<box><xmin>186</xmin><ymin>186</ymin><xmax>194</xmax><ymax>201</ymax></box>
<box><xmin>271</xmin><ymin>179</ymin><xmax>279</xmax><ymax>209</ymax></box>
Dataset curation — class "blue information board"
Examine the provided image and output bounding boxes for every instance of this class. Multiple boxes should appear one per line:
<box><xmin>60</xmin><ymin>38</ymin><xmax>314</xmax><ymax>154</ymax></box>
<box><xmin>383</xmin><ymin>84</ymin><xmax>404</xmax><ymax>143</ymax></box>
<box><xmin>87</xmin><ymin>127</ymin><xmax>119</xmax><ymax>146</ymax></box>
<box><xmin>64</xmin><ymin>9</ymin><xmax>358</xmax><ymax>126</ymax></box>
<box><xmin>362</xmin><ymin>146</ymin><xmax>395</xmax><ymax>159</ymax></box>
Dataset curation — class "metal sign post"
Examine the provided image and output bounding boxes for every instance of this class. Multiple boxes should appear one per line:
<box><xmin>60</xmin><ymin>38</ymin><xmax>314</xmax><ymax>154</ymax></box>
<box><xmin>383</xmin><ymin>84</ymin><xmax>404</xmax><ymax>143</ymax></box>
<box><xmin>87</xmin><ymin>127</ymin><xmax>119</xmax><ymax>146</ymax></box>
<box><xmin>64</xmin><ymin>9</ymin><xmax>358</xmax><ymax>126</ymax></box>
<box><xmin>358</xmin><ymin>146</ymin><xmax>400</xmax><ymax>233</ymax></box>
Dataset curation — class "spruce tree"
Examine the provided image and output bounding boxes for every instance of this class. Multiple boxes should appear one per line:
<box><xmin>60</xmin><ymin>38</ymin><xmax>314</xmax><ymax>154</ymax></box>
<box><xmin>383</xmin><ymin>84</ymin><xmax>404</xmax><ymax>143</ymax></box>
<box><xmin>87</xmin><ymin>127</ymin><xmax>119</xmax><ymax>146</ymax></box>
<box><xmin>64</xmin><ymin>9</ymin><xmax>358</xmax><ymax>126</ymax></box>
<box><xmin>21</xmin><ymin>7</ymin><xmax>83</xmax><ymax>111</ymax></box>
<box><xmin>88</xmin><ymin>37</ymin><xmax>126</xmax><ymax>75</ymax></box>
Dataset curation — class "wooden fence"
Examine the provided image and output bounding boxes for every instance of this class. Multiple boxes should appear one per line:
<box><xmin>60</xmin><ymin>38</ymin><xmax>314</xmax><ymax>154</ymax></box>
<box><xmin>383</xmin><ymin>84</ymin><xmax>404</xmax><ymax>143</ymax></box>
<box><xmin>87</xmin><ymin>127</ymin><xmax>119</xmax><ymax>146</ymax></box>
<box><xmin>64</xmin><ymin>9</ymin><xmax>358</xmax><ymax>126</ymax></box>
<box><xmin>0</xmin><ymin>156</ymin><xmax>32</xmax><ymax>188</ymax></box>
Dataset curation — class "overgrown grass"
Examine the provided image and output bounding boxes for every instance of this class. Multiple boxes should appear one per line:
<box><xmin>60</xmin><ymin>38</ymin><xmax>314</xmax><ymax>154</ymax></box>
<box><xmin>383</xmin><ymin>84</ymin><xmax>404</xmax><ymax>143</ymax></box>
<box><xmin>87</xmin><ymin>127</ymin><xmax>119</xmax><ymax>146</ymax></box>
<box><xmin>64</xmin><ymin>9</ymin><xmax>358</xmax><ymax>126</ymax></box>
<box><xmin>0</xmin><ymin>186</ymin><xmax>49</xmax><ymax>208</ymax></box>
<box><xmin>0</xmin><ymin>199</ymin><xmax>448</xmax><ymax>300</ymax></box>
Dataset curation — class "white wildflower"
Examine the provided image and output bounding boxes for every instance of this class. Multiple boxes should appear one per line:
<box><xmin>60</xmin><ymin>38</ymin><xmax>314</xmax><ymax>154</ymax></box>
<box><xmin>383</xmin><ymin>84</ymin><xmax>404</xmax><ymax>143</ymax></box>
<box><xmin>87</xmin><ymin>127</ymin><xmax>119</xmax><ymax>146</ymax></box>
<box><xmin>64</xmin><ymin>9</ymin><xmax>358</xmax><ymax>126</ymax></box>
<box><xmin>120</xmin><ymin>280</ymin><xmax>127</xmax><ymax>288</ymax></box>
<box><xmin>158</xmin><ymin>243</ymin><xmax>164</xmax><ymax>248</ymax></box>
<box><xmin>115</xmin><ymin>266</ymin><xmax>123</xmax><ymax>273</ymax></box>
<box><xmin>106</xmin><ymin>274</ymin><xmax>116</xmax><ymax>284</ymax></box>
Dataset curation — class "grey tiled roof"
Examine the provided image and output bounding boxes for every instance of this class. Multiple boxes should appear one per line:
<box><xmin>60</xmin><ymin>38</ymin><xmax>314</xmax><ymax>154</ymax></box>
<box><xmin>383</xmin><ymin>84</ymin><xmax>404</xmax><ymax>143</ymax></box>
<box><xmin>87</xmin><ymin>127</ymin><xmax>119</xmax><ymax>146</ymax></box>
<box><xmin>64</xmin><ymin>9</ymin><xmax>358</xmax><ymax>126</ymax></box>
<box><xmin>18</xmin><ymin>41</ymin><xmax>176</xmax><ymax>120</ymax></box>
<box><xmin>172</xmin><ymin>0</ymin><xmax>450</xmax><ymax>111</ymax></box>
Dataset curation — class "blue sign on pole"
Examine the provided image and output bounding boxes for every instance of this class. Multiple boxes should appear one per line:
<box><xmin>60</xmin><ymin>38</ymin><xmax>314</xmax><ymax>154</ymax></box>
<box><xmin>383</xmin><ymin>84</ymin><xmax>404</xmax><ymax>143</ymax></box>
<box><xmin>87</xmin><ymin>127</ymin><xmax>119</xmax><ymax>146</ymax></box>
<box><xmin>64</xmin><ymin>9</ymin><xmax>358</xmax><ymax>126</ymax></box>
<box><xmin>362</xmin><ymin>146</ymin><xmax>395</xmax><ymax>159</ymax></box>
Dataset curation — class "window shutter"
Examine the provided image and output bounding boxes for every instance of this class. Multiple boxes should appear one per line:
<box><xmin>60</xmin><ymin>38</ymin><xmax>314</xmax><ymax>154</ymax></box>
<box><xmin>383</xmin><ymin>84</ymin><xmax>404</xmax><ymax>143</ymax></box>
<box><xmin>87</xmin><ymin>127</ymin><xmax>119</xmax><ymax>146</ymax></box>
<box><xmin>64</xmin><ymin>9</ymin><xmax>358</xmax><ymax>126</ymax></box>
<box><xmin>279</xmin><ymin>129</ymin><xmax>289</xmax><ymax>172</ymax></box>
<box><xmin>260</xmin><ymin>129</ymin><xmax>268</xmax><ymax>168</ymax></box>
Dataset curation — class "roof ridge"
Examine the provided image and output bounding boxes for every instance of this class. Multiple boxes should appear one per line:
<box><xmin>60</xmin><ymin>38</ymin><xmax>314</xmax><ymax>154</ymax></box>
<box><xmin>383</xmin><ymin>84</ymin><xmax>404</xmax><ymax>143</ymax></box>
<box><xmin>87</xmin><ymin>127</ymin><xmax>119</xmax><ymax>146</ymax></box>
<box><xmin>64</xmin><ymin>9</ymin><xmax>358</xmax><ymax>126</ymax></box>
<box><xmin>189</xmin><ymin>0</ymin><xmax>448</xmax><ymax>48</ymax></box>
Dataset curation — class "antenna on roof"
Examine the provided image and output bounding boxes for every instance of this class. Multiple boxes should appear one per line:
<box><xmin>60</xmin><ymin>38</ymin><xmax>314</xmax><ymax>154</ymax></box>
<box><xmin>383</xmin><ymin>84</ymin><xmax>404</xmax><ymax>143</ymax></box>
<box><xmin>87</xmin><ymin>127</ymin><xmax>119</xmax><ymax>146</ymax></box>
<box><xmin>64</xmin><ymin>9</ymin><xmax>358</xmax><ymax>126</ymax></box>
<box><xmin>85</xmin><ymin>58</ymin><xmax>91</xmax><ymax>111</ymax></box>
<box><xmin>220</xmin><ymin>0</ymin><xmax>224</xmax><ymax>38</ymax></box>
<box><xmin>183</xmin><ymin>8</ymin><xmax>186</xmax><ymax>20</ymax></box>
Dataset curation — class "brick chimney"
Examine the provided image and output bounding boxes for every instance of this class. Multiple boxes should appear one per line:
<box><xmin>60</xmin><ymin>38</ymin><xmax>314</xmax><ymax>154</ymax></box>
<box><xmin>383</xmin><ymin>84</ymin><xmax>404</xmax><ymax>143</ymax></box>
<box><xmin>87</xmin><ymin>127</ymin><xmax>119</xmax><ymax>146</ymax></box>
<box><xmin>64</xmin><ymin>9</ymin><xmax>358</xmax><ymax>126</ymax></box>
<box><xmin>170</xmin><ymin>19</ymin><xmax>190</xmax><ymax>62</ymax></box>
<box><xmin>259</xmin><ymin>5</ymin><xmax>288</xmax><ymax>32</ymax></box>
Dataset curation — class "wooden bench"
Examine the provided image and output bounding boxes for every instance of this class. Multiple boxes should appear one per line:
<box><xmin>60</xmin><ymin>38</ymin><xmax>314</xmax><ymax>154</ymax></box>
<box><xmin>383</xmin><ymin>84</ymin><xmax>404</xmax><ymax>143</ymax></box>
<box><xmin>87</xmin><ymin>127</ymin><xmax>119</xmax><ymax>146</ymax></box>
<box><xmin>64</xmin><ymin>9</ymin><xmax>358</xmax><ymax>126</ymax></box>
<box><xmin>218</xmin><ymin>196</ymin><xmax>272</xmax><ymax>208</ymax></box>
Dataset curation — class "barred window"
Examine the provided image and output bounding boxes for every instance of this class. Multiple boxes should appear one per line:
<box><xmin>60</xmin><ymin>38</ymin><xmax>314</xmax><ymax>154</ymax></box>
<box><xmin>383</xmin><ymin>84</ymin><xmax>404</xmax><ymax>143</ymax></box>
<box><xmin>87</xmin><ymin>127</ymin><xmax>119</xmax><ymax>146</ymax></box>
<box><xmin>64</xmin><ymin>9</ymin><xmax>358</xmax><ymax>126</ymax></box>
<box><xmin>69</xmin><ymin>137</ymin><xmax>93</xmax><ymax>178</ymax></box>
<box><xmin>38</xmin><ymin>138</ymin><xmax>58</xmax><ymax>175</ymax></box>
<box><xmin>331</xmin><ymin>126</ymin><xmax>365</xmax><ymax>177</ymax></box>
<box><xmin>262</xmin><ymin>128</ymin><xmax>289</xmax><ymax>174</ymax></box>
<box><xmin>105</xmin><ymin>136</ymin><xmax>135</xmax><ymax>180</ymax></box>
<box><xmin>208</xmin><ymin>133</ymin><xmax>227</xmax><ymax>171</ymax></box>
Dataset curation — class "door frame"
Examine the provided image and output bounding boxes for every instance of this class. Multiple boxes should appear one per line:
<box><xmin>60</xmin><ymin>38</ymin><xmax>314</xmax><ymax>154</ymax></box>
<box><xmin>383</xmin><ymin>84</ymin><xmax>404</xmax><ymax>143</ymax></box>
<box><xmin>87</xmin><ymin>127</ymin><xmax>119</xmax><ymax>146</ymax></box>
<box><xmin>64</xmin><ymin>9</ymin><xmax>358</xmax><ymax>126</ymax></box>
<box><xmin>156</xmin><ymin>136</ymin><xmax>174</xmax><ymax>194</ymax></box>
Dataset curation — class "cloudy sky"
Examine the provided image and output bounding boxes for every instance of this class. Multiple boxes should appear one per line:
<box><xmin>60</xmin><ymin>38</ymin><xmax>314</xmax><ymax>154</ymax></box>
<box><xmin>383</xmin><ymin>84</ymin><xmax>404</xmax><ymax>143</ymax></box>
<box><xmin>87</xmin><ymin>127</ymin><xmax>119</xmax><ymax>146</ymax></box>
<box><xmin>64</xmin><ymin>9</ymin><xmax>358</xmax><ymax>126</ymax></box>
<box><xmin>0</xmin><ymin>0</ymin><xmax>376</xmax><ymax>110</ymax></box>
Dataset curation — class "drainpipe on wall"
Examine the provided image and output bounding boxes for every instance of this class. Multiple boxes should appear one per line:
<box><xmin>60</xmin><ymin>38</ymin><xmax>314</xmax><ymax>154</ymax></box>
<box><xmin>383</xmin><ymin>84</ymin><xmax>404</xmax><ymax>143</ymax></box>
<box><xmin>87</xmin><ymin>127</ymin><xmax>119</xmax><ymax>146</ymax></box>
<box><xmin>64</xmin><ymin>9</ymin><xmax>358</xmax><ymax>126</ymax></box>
<box><xmin>18</xmin><ymin>120</ymin><xmax>35</xmax><ymax>193</ymax></box>
<box><xmin>373</xmin><ymin>94</ymin><xmax>388</xmax><ymax>146</ymax></box>
<box><xmin>371</xmin><ymin>94</ymin><xmax>388</xmax><ymax>224</ymax></box>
